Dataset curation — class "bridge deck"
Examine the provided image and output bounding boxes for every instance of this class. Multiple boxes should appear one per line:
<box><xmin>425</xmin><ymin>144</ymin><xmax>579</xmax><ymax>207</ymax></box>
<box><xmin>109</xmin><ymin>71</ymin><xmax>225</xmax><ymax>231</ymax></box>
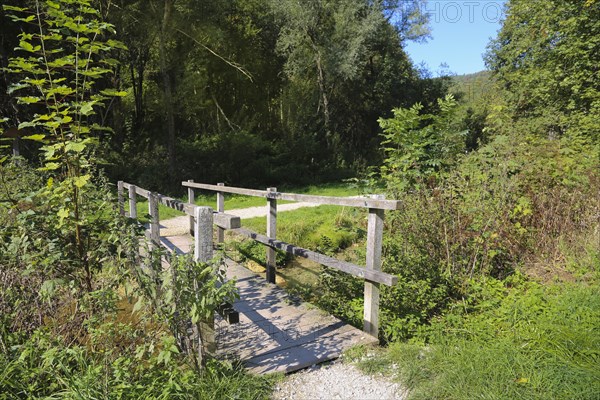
<box><xmin>161</xmin><ymin>233</ymin><xmax>378</xmax><ymax>374</ymax></box>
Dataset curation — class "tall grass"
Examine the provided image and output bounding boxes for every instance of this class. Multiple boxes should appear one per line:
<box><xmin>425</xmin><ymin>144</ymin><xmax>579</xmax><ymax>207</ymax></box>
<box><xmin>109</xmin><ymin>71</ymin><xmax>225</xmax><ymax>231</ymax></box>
<box><xmin>353</xmin><ymin>280</ymin><xmax>600</xmax><ymax>400</ymax></box>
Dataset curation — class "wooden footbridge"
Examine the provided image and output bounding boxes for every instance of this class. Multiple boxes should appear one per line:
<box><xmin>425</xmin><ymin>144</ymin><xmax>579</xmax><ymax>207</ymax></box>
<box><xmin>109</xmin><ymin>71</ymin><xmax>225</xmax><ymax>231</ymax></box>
<box><xmin>117</xmin><ymin>180</ymin><xmax>400</xmax><ymax>374</ymax></box>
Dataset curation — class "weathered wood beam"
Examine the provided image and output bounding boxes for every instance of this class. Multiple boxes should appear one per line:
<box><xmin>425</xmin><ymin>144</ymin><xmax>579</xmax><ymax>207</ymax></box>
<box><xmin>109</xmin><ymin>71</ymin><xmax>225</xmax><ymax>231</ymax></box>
<box><xmin>266</xmin><ymin>187</ymin><xmax>277</xmax><ymax>284</ymax></box>
<box><xmin>364</xmin><ymin>206</ymin><xmax>384</xmax><ymax>337</ymax></box>
<box><xmin>181</xmin><ymin>181</ymin><xmax>401</xmax><ymax>210</ymax></box>
<box><xmin>231</xmin><ymin>228</ymin><xmax>397</xmax><ymax>286</ymax></box>
<box><xmin>183</xmin><ymin>181</ymin><xmax>267</xmax><ymax>198</ymax></box>
<box><xmin>117</xmin><ymin>181</ymin><xmax>125</xmax><ymax>217</ymax></box>
<box><xmin>216</xmin><ymin>183</ymin><xmax>225</xmax><ymax>244</ymax></box>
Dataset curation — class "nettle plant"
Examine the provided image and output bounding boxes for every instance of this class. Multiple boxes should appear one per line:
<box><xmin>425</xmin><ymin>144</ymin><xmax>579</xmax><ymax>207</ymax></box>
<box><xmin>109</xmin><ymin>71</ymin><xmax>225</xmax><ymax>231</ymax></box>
<box><xmin>1</xmin><ymin>0</ymin><xmax>126</xmax><ymax>293</ymax></box>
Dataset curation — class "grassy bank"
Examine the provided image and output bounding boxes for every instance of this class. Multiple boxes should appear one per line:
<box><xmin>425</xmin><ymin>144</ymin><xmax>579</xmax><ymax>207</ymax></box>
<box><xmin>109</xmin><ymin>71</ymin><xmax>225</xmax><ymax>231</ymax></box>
<box><xmin>350</xmin><ymin>278</ymin><xmax>600</xmax><ymax>400</ymax></box>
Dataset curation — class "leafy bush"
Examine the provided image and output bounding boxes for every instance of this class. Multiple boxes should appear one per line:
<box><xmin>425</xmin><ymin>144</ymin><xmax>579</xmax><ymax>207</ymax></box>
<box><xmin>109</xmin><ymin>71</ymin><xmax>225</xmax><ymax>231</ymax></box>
<box><xmin>316</xmin><ymin>124</ymin><xmax>598</xmax><ymax>342</ymax></box>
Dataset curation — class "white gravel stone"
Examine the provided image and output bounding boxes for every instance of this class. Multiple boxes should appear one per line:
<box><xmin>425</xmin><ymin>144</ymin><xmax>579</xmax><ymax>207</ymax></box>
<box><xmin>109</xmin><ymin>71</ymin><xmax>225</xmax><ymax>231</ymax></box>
<box><xmin>271</xmin><ymin>361</ymin><xmax>406</xmax><ymax>400</ymax></box>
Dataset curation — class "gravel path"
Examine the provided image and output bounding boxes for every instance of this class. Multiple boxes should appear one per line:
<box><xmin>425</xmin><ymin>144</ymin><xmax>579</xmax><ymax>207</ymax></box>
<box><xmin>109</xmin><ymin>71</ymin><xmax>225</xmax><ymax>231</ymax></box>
<box><xmin>159</xmin><ymin>202</ymin><xmax>320</xmax><ymax>236</ymax></box>
<box><xmin>272</xmin><ymin>361</ymin><xmax>406</xmax><ymax>400</ymax></box>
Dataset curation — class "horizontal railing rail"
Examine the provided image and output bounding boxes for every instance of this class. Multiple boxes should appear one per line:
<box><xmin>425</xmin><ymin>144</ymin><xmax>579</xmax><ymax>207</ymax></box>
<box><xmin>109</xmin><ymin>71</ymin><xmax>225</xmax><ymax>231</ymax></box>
<box><xmin>120</xmin><ymin>182</ymin><xmax>241</xmax><ymax>231</ymax></box>
<box><xmin>182</xmin><ymin>181</ymin><xmax>402</xmax><ymax>210</ymax></box>
<box><xmin>232</xmin><ymin>228</ymin><xmax>397</xmax><ymax>286</ymax></box>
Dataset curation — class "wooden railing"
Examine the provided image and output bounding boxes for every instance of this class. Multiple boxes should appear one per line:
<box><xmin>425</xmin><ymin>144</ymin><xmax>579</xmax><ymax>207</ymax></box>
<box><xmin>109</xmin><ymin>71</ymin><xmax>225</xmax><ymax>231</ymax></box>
<box><xmin>117</xmin><ymin>181</ymin><xmax>241</xmax><ymax>256</ymax></box>
<box><xmin>117</xmin><ymin>181</ymin><xmax>242</xmax><ymax>356</ymax></box>
<box><xmin>182</xmin><ymin>181</ymin><xmax>400</xmax><ymax>337</ymax></box>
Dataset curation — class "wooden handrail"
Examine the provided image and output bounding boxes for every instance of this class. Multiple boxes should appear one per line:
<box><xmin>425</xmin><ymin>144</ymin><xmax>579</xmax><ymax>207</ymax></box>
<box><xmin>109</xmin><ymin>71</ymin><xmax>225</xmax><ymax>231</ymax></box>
<box><xmin>181</xmin><ymin>181</ymin><xmax>401</xmax><ymax>210</ymax></box>
<box><xmin>121</xmin><ymin>182</ymin><xmax>240</xmax><ymax>230</ymax></box>
<box><xmin>232</xmin><ymin>228</ymin><xmax>397</xmax><ymax>286</ymax></box>
<box><xmin>181</xmin><ymin>181</ymin><xmax>398</xmax><ymax>338</ymax></box>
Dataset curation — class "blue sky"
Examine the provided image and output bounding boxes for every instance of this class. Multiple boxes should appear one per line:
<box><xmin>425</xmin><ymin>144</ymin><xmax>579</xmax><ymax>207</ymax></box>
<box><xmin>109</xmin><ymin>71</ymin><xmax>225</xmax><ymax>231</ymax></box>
<box><xmin>404</xmin><ymin>0</ymin><xmax>506</xmax><ymax>75</ymax></box>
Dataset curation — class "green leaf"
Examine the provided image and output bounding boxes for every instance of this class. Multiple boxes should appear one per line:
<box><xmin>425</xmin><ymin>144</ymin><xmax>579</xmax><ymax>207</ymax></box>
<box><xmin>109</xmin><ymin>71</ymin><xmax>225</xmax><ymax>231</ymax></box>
<box><xmin>73</xmin><ymin>175</ymin><xmax>90</xmax><ymax>188</ymax></box>
<box><xmin>46</xmin><ymin>86</ymin><xmax>75</xmax><ymax>98</ymax></box>
<box><xmin>24</xmin><ymin>78</ymin><xmax>46</xmax><ymax>86</ymax></box>
<box><xmin>22</xmin><ymin>134</ymin><xmax>46</xmax><ymax>142</ymax></box>
<box><xmin>57</xmin><ymin>207</ymin><xmax>69</xmax><ymax>220</ymax></box>
<box><xmin>132</xmin><ymin>297</ymin><xmax>144</xmax><ymax>314</ymax></box>
<box><xmin>65</xmin><ymin>141</ymin><xmax>85</xmax><ymax>153</ymax></box>
<box><xmin>39</xmin><ymin>162</ymin><xmax>60</xmax><ymax>171</ymax></box>
<box><xmin>18</xmin><ymin>40</ymin><xmax>40</xmax><ymax>53</ymax></box>
<box><xmin>18</xmin><ymin>121</ymin><xmax>38</xmax><ymax>129</ymax></box>
<box><xmin>2</xmin><ymin>5</ymin><xmax>28</xmax><ymax>12</ymax></box>
<box><xmin>17</xmin><ymin>96</ymin><xmax>41</xmax><ymax>104</ymax></box>
<box><xmin>46</xmin><ymin>1</ymin><xmax>60</xmax><ymax>9</ymax></box>
<box><xmin>100</xmin><ymin>89</ymin><xmax>127</xmax><ymax>97</ymax></box>
<box><xmin>80</xmin><ymin>101</ymin><xmax>96</xmax><ymax>116</ymax></box>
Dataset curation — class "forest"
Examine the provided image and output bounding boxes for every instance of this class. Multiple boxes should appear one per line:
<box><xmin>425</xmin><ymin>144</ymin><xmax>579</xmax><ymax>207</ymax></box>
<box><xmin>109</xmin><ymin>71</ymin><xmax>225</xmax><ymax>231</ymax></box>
<box><xmin>0</xmin><ymin>0</ymin><xmax>598</xmax><ymax>399</ymax></box>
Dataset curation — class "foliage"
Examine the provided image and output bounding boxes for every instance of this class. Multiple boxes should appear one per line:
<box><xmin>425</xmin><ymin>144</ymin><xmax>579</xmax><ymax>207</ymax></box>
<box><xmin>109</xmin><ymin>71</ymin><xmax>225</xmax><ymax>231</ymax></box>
<box><xmin>317</xmin><ymin>129</ymin><xmax>598</xmax><ymax>342</ymax></box>
<box><xmin>240</xmin><ymin>205</ymin><xmax>365</xmax><ymax>256</ymax></box>
<box><xmin>1</xmin><ymin>0</ymin><xmax>127</xmax><ymax>294</ymax></box>
<box><xmin>378</xmin><ymin>95</ymin><xmax>465</xmax><ymax>193</ymax></box>
<box><xmin>0</xmin><ymin>327</ymin><xmax>274</xmax><ymax>399</ymax></box>
<box><xmin>1</xmin><ymin>3</ymin><xmax>269</xmax><ymax>397</ymax></box>
<box><xmin>128</xmin><ymin>249</ymin><xmax>238</xmax><ymax>367</ymax></box>
<box><xmin>486</xmin><ymin>0</ymin><xmax>600</xmax><ymax>141</ymax></box>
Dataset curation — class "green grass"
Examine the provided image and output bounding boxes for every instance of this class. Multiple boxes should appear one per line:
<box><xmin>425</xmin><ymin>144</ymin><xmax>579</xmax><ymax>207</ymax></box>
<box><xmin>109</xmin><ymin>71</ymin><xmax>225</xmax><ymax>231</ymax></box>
<box><xmin>350</xmin><ymin>281</ymin><xmax>600</xmax><ymax>400</ymax></box>
<box><xmin>241</xmin><ymin>204</ymin><xmax>366</xmax><ymax>252</ymax></box>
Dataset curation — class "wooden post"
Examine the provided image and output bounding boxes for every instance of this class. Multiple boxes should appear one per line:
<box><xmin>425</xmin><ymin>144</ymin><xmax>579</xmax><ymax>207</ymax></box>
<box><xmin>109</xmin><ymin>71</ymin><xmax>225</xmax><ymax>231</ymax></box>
<box><xmin>194</xmin><ymin>206</ymin><xmax>213</xmax><ymax>263</ymax></box>
<box><xmin>266</xmin><ymin>187</ymin><xmax>277</xmax><ymax>284</ymax></box>
<box><xmin>117</xmin><ymin>181</ymin><xmax>125</xmax><ymax>217</ymax></box>
<box><xmin>188</xmin><ymin>179</ymin><xmax>195</xmax><ymax>236</ymax></box>
<box><xmin>128</xmin><ymin>184</ymin><xmax>137</xmax><ymax>219</ymax></box>
<box><xmin>148</xmin><ymin>192</ymin><xmax>160</xmax><ymax>247</ymax></box>
<box><xmin>193</xmin><ymin>206</ymin><xmax>215</xmax><ymax>357</ymax></box>
<box><xmin>363</xmin><ymin>196</ymin><xmax>385</xmax><ymax>338</ymax></box>
<box><xmin>216</xmin><ymin>183</ymin><xmax>225</xmax><ymax>244</ymax></box>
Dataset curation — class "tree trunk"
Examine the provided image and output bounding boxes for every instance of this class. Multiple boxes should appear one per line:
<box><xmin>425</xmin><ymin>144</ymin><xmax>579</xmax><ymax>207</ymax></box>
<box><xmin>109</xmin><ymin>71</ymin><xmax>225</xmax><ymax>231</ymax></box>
<box><xmin>158</xmin><ymin>0</ymin><xmax>177</xmax><ymax>179</ymax></box>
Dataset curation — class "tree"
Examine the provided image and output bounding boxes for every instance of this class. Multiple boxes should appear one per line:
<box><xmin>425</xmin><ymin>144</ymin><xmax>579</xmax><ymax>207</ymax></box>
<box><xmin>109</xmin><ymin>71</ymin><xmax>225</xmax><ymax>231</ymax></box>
<box><xmin>1</xmin><ymin>0</ymin><xmax>126</xmax><ymax>293</ymax></box>
<box><xmin>272</xmin><ymin>0</ymin><xmax>429</xmax><ymax>162</ymax></box>
<box><xmin>486</xmin><ymin>0</ymin><xmax>600</xmax><ymax>141</ymax></box>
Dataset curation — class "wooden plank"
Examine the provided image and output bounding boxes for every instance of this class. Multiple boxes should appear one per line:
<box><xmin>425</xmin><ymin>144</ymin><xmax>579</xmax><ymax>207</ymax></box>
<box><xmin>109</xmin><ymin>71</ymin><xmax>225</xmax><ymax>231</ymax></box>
<box><xmin>266</xmin><ymin>187</ymin><xmax>277</xmax><ymax>284</ymax></box>
<box><xmin>183</xmin><ymin>181</ymin><xmax>267</xmax><ymax>198</ymax></box>
<box><xmin>363</xmin><ymin>206</ymin><xmax>384</xmax><ymax>337</ymax></box>
<box><xmin>188</xmin><ymin>179</ymin><xmax>195</xmax><ymax>236</ymax></box>
<box><xmin>194</xmin><ymin>206</ymin><xmax>213</xmax><ymax>263</ymax></box>
<box><xmin>117</xmin><ymin>181</ymin><xmax>125</xmax><ymax>217</ymax></box>
<box><xmin>153</xmin><ymin>193</ymin><xmax>241</xmax><ymax>230</ymax></box>
<box><xmin>128</xmin><ymin>184</ymin><xmax>137</xmax><ymax>219</ymax></box>
<box><xmin>274</xmin><ymin>192</ymin><xmax>401</xmax><ymax>210</ymax></box>
<box><xmin>181</xmin><ymin>181</ymin><xmax>401</xmax><ymax>210</ymax></box>
<box><xmin>231</xmin><ymin>228</ymin><xmax>397</xmax><ymax>286</ymax></box>
<box><xmin>157</xmin><ymin>235</ymin><xmax>379</xmax><ymax>374</ymax></box>
<box><xmin>148</xmin><ymin>192</ymin><xmax>160</xmax><ymax>245</ymax></box>
<box><xmin>123</xmin><ymin>182</ymin><xmax>150</xmax><ymax>198</ymax></box>
<box><xmin>217</xmin><ymin>183</ymin><xmax>225</xmax><ymax>244</ymax></box>
<box><xmin>193</xmin><ymin>206</ymin><xmax>215</xmax><ymax>358</ymax></box>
